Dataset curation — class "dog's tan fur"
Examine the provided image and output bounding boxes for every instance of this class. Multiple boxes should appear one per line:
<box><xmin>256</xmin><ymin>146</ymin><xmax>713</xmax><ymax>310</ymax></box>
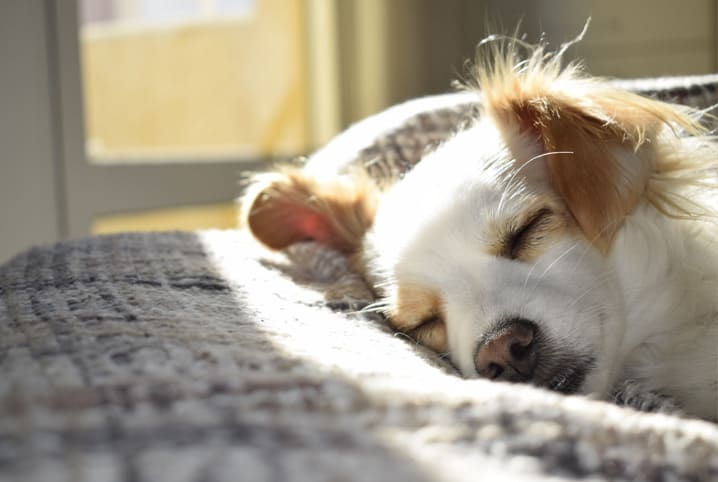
<box><xmin>243</xmin><ymin>166</ymin><xmax>378</xmax><ymax>254</ymax></box>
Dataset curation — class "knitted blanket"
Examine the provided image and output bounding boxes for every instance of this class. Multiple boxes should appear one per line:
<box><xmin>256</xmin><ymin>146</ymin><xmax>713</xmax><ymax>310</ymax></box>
<box><xmin>2</xmin><ymin>75</ymin><xmax>718</xmax><ymax>482</ymax></box>
<box><xmin>2</xmin><ymin>231</ymin><xmax>718</xmax><ymax>482</ymax></box>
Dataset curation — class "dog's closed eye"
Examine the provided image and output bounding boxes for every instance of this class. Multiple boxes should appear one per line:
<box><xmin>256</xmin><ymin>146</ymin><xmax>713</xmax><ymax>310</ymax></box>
<box><xmin>503</xmin><ymin>208</ymin><xmax>557</xmax><ymax>260</ymax></box>
<box><xmin>407</xmin><ymin>315</ymin><xmax>447</xmax><ymax>353</ymax></box>
<box><xmin>386</xmin><ymin>285</ymin><xmax>448</xmax><ymax>353</ymax></box>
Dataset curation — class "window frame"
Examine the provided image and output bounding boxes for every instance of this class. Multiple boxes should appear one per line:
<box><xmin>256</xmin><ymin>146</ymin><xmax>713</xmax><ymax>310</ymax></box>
<box><xmin>51</xmin><ymin>0</ymin><xmax>269</xmax><ymax>237</ymax></box>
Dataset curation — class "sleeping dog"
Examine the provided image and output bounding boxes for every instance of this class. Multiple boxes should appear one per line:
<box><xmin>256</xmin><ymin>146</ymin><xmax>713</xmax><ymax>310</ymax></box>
<box><xmin>242</xmin><ymin>38</ymin><xmax>718</xmax><ymax>421</ymax></box>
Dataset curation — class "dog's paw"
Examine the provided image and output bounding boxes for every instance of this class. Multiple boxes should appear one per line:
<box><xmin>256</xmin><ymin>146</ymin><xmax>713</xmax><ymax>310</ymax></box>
<box><xmin>323</xmin><ymin>273</ymin><xmax>375</xmax><ymax>311</ymax></box>
<box><xmin>610</xmin><ymin>379</ymin><xmax>683</xmax><ymax>415</ymax></box>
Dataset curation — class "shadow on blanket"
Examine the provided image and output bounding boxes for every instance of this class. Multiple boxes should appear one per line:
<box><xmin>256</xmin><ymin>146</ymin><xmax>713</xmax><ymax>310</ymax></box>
<box><xmin>1</xmin><ymin>230</ymin><xmax>717</xmax><ymax>482</ymax></box>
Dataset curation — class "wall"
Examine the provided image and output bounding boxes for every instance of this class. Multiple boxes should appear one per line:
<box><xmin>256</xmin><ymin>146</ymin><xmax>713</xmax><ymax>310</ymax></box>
<box><xmin>337</xmin><ymin>0</ymin><xmax>718</xmax><ymax>126</ymax></box>
<box><xmin>0</xmin><ymin>1</ymin><xmax>62</xmax><ymax>263</ymax></box>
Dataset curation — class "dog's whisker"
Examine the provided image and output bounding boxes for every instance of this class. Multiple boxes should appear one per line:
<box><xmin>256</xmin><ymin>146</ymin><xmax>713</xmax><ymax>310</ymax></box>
<box><xmin>392</xmin><ymin>331</ymin><xmax>419</xmax><ymax>345</ymax></box>
<box><xmin>567</xmin><ymin>271</ymin><xmax>616</xmax><ymax>309</ymax></box>
<box><xmin>360</xmin><ymin>301</ymin><xmax>390</xmax><ymax>314</ymax></box>
<box><xmin>534</xmin><ymin>241</ymin><xmax>581</xmax><ymax>286</ymax></box>
<box><xmin>524</xmin><ymin>239</ymin><xmax>582</xmax><ymax>297</ymax></box>
<box><xmin>497</xmin><ymin>151</ymin><xmax>574</xmax><ymax>213</ymax></box>
<box><xmin>565</xmin><ymin>214</ymin><xmax>627</xmax><ymax>283</ymax></box>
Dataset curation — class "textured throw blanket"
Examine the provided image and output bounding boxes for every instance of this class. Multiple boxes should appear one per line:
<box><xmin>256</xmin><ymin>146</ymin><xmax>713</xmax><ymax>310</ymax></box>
<box><xmin>2</xmin><ymin>75</ymin><xmax>718</xmax><ymax>481</ymax></box>
<box><xmin>2</xmin><ymin>231</ymin><xmax>718</xmax><ymax>482</ymax></box>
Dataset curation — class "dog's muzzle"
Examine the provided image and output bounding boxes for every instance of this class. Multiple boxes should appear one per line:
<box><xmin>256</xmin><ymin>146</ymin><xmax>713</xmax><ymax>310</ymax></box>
<box><xmin>474</xmin><ymin>317</ymin><xmax>593</xmax><ymax>394</ymax></box>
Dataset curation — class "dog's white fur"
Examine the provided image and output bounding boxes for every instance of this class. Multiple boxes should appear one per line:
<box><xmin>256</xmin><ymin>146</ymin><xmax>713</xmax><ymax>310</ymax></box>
<box><xmin>243</xmin><ymin>40</ymin><xmax>718</xmax><ymax>420</ymax></box>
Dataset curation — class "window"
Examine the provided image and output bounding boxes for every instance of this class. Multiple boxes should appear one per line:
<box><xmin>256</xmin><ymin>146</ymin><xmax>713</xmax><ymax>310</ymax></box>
<box><xmin>45</xmin><ymin>0</ymin><xmax>344</xmax><ymax>236</ymax></box>
<box><xmin>78</xmin><ymin>0</ymin><xmax>312</xmax><ymax>164</ymax></box>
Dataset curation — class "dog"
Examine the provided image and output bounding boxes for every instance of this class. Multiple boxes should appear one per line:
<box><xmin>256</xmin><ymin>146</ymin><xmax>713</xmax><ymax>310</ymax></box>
<box><xmin>242</xmin><ymin>38</ymin><xmax>718</xmax><ymax>421</ymax></box>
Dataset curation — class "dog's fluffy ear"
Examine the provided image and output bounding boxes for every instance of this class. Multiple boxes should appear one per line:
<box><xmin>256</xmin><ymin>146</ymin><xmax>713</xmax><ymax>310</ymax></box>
<box><xmin>478</xmin><ymin>47</ymin><xmax>699</xmax><ymax>250</ymax></box>
<box><xmin>241</xmin><ymin>166</ymin><xmax>378</xmax><ymax>253</ymax></box>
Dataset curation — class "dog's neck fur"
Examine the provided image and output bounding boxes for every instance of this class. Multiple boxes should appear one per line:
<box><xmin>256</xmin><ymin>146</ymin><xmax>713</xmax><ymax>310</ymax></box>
<box><xmin>611</xmin><ymin>203</ymin><xmax>718</xmax><ymax>419</ymax></box>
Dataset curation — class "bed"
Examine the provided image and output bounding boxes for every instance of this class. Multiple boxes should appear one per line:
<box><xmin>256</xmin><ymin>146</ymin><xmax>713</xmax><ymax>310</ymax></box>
<box><xmin>2</xmin><ymin>74</ymin><xmax>718</xmax><ymax>482</ymax></box>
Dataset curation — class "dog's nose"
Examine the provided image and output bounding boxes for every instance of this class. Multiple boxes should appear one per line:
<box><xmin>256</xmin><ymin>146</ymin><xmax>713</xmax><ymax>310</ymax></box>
<box><xmin>475</xmin><ymin>318</ymin><xmax>537</xmax><ymax>382</ymax></box>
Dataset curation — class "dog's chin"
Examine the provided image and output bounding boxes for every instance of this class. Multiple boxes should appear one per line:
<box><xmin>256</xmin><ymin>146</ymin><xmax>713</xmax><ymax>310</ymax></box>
<box><xmin>531</xmin><ymin>352</ymin><xmax>597</xmax><ymax>395</ymax></box>
<box><xmin>542</xmin><ymin>363</ymin><xmax>591</xmax><ymax>394</ymax></box>
<box><xmin>576</xmin><ymin>363</ymin><xmax>616</xmax><ymax>398</ymax></box>
<box><xmin>538</xmin><ymin>360</ymin><xmax>618</xmax><ymax>400</ymax></box>
<box><xmin>462</xmin><ymin>349</ymin><xmax>602</xmax><ymax>396</ymax></box>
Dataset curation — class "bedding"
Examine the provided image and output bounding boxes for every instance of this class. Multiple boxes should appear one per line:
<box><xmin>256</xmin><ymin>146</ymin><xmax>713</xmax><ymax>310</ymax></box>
<box><xmin>2</xmin><ymin>74</ymin><xmax>718</xmax><ymax>482</ymax></box>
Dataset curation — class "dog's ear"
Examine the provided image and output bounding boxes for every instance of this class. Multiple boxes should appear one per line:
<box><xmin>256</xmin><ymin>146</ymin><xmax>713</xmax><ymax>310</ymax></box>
<box><xmin>241</xmin><ymin>166</ymin><xmax>378</xmax><ymax>253</ymax></box>
<box><xmin>481</xmin><ymin>59</ymin><xmax>698</xmax><ymax>250</ymax></box>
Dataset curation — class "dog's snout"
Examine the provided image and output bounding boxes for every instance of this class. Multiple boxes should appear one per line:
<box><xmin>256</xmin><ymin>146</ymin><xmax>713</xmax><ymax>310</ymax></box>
<box><xmin>475</xmin><ymin>318</ymin><xmax>537</xmax><ymax>382</ymax></box>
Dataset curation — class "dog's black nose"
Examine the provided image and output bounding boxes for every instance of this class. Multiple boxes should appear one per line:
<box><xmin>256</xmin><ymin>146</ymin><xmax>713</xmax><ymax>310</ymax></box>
<box><xmin>475</xmin><ymin>318</ymin><xmax>537</xmax><ymax>382</ymax></box>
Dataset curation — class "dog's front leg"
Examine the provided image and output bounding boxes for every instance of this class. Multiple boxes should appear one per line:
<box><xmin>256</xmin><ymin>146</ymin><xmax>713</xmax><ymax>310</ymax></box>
<box><xmin>610</xmin><ymin>379</ymin><xmax>683</xmax><ymax>416</ymax></box>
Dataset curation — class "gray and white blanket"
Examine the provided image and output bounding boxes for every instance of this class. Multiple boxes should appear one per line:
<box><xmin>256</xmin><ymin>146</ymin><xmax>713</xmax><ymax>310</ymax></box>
<box><xmin>2</xmin><ymin>75</ymin><xmax>718</xmax><ymax>482</ymax></box>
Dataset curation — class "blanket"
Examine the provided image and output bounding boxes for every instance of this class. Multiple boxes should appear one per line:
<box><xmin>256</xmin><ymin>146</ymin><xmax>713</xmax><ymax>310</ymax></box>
<box><xmin>3</xmin><ymin>74</ymin><xmax>718</xmax><ymax>481</ymax></box>
<box><xmin>1</xmin><ymin>231</ymin><xmax>718</xmax><ymax>482</ymax></box>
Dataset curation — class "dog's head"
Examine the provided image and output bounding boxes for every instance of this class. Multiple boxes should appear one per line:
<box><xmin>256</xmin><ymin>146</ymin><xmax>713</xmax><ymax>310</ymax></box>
<box><xmin>242</xmin><ymin>41</ymin><xmax>705</xmax><ymax>397</ymax></box>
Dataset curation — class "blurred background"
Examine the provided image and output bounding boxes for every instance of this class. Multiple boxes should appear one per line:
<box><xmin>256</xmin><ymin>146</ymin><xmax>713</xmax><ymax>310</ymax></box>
<box><xmin>2</xmin><ymin>0</ymin><xmax>717</xmax><ymax>263</ymax></box>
